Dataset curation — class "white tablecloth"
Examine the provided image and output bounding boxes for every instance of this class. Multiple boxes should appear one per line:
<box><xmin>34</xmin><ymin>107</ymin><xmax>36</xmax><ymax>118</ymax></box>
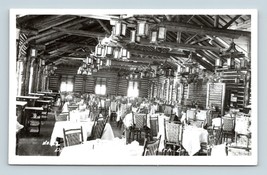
<box><xmin>59</xmin><ymin>138</ymin><xmax>144</xmax><ymax>158</ymax></box>
<box><xmin>50</xmin><ymin>121</ymin><xmax>114</xmax><ymax>146</ymax></box>
<box><xmin>69</xmin><ymin>109</ymin><xmax>90</xmax><ymax>122</ymax></box>
<box><xmin>182</xmin><ymin>126</ymin><xmax>208</xmax><ymax>156</ymax></box>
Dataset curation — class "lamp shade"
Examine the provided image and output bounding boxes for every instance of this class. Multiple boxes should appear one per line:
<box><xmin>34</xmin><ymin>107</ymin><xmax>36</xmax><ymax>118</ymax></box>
<box><xmin>130</xmin><ymin>30</ymin><xmax>136</xmax><ymax>43</ymax></box>
<box><xmin>95</xmin><ymin>44</ymin><xmax>103</xmax><ymax>56</ymax></box>
<box><xmin>114</xmin><ymin>20</ymin><xmax>127</xmax><ymax>37</ymax></box>
<box><xmin>185</xmin><ymin>66</ymin><xmax>191</xmax><ymax>73</ymax></box>
<box><xmin>113</xmin><ymin>48</ymin><xmax>120</xmax><ymax>59</ymax></box>
<box><xmin>106</xmin><ymin>46</ymin><xmax>113</xmax><ymax>56</ymax></box>
<box><xmin>227</xmin><ymin>57</ymin><xmax>235</xmax><ymax>69</ymax></box>
<box><xmin>240</xmin><ymin>59</ymin><xmax>247</xmax><ymax>69</ymax></box>
<box><xmin>121</xmin><ymin>48</ymin><xmax>128</xmax><ymax>57</ymax></box>
<box><xmin>150</xmin><ymin>30</ymin><xmax>158</xmax><ymax>43</ymax></box>
<box><xmin>137</xmin><ymin>21</ymin><xmax>148</xmax><ymax>37</ymax></box>
<box><xmin>30</xmin><ymin>48</ymin><xmax>37</xmax><ymax>57</ymax></box>
<box><xmin>215</xmin><ymin>58</ymin><xmax>223</xmax><ymax>68</ymax></box>
<box><xmin>158</xmin><ymin>26</ymin><xmax>166</xmax><ymax>41</ymax></box>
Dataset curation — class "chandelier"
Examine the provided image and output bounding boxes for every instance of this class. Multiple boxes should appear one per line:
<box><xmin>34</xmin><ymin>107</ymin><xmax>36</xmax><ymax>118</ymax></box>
<box><xmin>217</xmin><ymin>40</ymin><xmax>245</xmax><ymax>69</ymax></box>
<box><xmin>177</xmin><ymin>52</ymin><xmax>200</xmax><ymax>84</ymax></box>
<box><xmin>77</xmin><ymin>55</ymin><xmax>111</xmax><ymax>75</ymax></box>
<box><xmin>44</xmin><ymin>63</ymin><xmax>57</xmax><ymax>76</ymax></box>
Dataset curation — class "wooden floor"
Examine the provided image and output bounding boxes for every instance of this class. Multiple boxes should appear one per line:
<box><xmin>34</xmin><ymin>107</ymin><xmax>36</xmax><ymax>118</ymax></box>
<box><xmin>16</xmin><ymin>107</ymin><xmax>124</xmax><ymax>156</ymax></box>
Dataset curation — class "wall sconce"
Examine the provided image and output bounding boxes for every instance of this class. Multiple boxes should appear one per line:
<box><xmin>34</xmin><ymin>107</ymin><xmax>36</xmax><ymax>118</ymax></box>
<box><xmin>150</xmin><ymin>30</ymin><xmax>158</xmax><ymax>43</ymax></box>
<box><xmin>215</xmin><ymin>58</ymin><xmax>223</xmax><ymax>68</ymax></box>
<box><xmin>158</xmin><ymin>26</ymin><xmax>166</xmax><ymax>42</ymax></box>
<box><xmin>137</xmin><ymin>21</ymin><xmax>149</xmax><ymax>37</ymax></box>
<box><xmin>30</xmin><ymin>48</ymin><xmax>37</xmax><ymax>57</ymax></box>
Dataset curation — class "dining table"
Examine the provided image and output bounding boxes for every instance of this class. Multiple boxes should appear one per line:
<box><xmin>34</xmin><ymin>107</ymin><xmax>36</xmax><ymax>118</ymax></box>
<box><xmin>49</xmin><ymin>119</ymin><xmax>115</xmax><ymax>146</ymax></box>
<box><xmin>182</xmin><ymin>125</ymin><xmax>208</xmax><ymax>156</ymax></box>
<box><xmin>59</xmin><ymin>138</ymin><xmax>144</xmax><ymax>159</ymax></box>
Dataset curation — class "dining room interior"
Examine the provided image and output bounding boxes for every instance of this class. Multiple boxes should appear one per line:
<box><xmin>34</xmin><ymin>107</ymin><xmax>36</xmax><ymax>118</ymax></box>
<box><xmin>14</xmin><ymin>12</ymin><xmax>253</xmax><ymax>158</ymax></box>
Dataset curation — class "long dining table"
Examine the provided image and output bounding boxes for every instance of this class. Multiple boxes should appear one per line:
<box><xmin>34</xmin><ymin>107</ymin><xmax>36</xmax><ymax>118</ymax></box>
<box><xmin>59</xmin><ymin>138</ymin><xmax>144</xmax><ymax>159</ymax></box>
<box><xmin>50</xmin><ymin>110</ymin><xmax>115</xmax><ymax>146</ymax></box>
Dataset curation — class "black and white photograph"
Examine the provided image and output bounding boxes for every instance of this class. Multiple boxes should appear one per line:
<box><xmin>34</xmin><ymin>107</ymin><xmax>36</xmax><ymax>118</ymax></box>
<box><xmin>9</xmin><ymin>9</ymin><xmax>257</xmax><ymax>165</ymax></box>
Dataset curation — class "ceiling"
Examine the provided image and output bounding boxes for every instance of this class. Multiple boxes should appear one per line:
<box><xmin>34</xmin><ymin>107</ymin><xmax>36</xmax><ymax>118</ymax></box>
<box><xmin>16</xmin><ymin>14</ymin><xmax>251</xmax><ymax>72</ymax></box>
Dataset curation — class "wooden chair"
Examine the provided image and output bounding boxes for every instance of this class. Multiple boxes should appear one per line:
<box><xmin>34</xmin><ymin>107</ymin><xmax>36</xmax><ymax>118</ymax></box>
<box><xmin>163</xmin><ymin>119</ymin><xmax>184</xmax><ymax>155</ymax></box>
<box><xmin>142</xmin><ymin>135</ymin><xmax>161</xmax><ymax>156</ymax></box>
<box><xmin>149</xmin><ymin>115</ymin><xmax>159</xmax><ymax>140</ymax></box>
<box><xmin>54</xmin><ymin>111</ymin><xmax>69</xmax><ymax>121</ymax></box>
<box><xmin>63</xmin><ymin>126</ymin><xmax>84</xmax><ymax>147</ymax></box>
<box><xmin>129</xmin><ymin>113</ymin><xmax>148</xmax><ymax>143</ymax></box>
<box><xmin>221</xmin><ymin>117</ymin><xmax>235</xmax><ymax>143</ymax></box>
<box><xmin>87</xmin><ymin>116</ymin><xmax>109</xmax><ymax>140</ymax></box>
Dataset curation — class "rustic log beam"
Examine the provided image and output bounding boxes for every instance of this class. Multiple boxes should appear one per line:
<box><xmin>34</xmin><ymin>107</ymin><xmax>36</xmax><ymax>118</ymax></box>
<box><xmin>42</xmin><ymin>27</ymin><xmax>225</xmax><ymax>52</ymax></box>
<box><xmin>222</xmin><ymin>15</ymin><xmax>242</xmax><ymax>29</ymax></box>
<box><xmin>96</xmin><ymin>19</ymin><xmax>111</xmax><ymax>35</ymax></box>
<box><xmin>184</xmin><ymin>33</ymin><xmax>198</xmax><ymax>44</ymax></box>
<box><xmin>214</xmin><ymin>15</ymin><xmax>219</xmax><ymax>28</ymax></box>
<box><xmin>161</xmin><ymin>21</ymin><xmax>250</xmax><ymax>38</ymax></box>
<box><xmin>52</xmin><ymin>26</ymin><xmax>106</xmax><ymax>38</ymax></box>
<box><xmin>189</xmin><ymin>36</ymin><xmax>210</xmax><ymax>45</ymax></box>
<box><xmin>38</xmin><ymin>16</ymin><xmax>77</xmax><ymax>32</ymax></box>
<box><xmin>126</xmin><ymin>47</ymin><xmax>186</xmax><ymax>58</ymax></box>
<box><xmin>134</xmin><ymin>39</ymin><xmax>222</xmax><ymax>52</ymax></box>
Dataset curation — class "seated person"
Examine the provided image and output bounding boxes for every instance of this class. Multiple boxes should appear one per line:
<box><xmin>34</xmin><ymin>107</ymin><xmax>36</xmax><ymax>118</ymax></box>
<box><xmin>78</xmin><ymin>98</ymin><xmax>87</xmax><ymax>111</ymax></box>
<box><xmin>62</xmin><ymin>101</ymin><xmax>70</xmax><ymax>113</ymax></box>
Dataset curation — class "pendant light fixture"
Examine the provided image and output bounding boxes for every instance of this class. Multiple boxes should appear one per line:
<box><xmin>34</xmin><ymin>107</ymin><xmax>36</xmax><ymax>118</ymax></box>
<box><xmin>158</xmin><ymin>25</ymin><xmax>166</xmax><ymax>42</ymax></box>
<box><xmin>215</xmin><ymin>58</ymin><xmax>223</xmax><ymax>68</ymax></box>
<box><xmin>150</xmin><ymin>30</ymin><xmax>158</xmax><ymax>43</ymax></box>
<box><xmin>130</xmin><ymin>30</ymin><xmax>137</xmax><ymax>43</ymax></box>
<box><xmin>137</xmin><ymin>21</ymin><xmax>148</xmax><ymax>37</ymax></box>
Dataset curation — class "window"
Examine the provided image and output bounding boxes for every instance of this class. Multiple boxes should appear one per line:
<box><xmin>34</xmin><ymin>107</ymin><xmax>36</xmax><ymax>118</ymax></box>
<box><xmin>127</xmin><ymin>81</ymin><xmax>139</xmax><ymax>97</ymax></box>
<box><xmin>95</xmin><ymin>78</ymin><xmax>106</xmax><ymax>95</ymax></box>
<box><xmin>60</xmin><ymin>75</ymin><xmax>74</xmax><ymax>92</ymax></box>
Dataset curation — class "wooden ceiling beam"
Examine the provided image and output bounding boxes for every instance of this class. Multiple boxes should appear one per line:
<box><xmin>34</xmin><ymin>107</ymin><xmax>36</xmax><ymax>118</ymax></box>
<box><xmin>222</xmin><ymin>15</ymin><xmax>242</xmax><ymax>29</ymax></box>
<box><xmin>41</xmin><ymin>27</ymin><xmax>225</xmax><ymax>52</ymax></box>
<box><xmin>161</xmin><ymin>21</ymin><xmax>250</xmax><ymax>39</ymax></box>
<box><xmin>135</xmin><ymin>39</ymin><xmax>222</xmax><ymax>52</ymax></box>
<box><xmin>96</xmin><ymin>19</ymin><xmax>111</xmax><ymax>35</ymax></box>
<box><xmin>52</xmin><ymin>26</ymin><xmax>106</xmax><ymax>38</ymax></box>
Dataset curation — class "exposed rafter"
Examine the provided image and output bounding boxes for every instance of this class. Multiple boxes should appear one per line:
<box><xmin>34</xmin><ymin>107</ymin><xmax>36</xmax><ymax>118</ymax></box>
<box><xmin>160</xmin><ymin>21</ymin><xmax>251</xmax><ymax>39</ymax></box>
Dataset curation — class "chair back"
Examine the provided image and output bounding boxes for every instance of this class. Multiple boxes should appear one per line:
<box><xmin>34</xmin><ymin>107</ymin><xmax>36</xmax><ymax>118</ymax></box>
<box><xmin>222</xmin><ymin>117</ymin><xmax>235</xmax><ymax>131</ymax></box>
<box><xmin>90</xmin><ymin>116</ymin><xmax>109</xmax><ymax>140</ymax></box>
<box><xmin>54</xmin><ymin>111</ymin><xmax>69</xmax><ymax>121</ymax></box>
<box><xmin>150</xmin><ymin>116</ymin><xmax>159</xmax><ymax>137</ymax></box>
<box><xmin>63</xmin><ymin>126</ymin><xmax>83</xmax><ymax>147</ymax></box>
<box><xmin>186</xmin><ymin>109</ymin><xmax>196</xmax><ymax>121</ymax></box>
<box><xmin>164</xmin><ymin>105</ymin><xmax>172</xmax><ymax>116</ymax></box>
<box><xmin>164</xmin><ymin>119</ymin><xmax>183</xmax><ymax>144</ymax></box>
<box><xmin>142</xmin><ymin>135</ymin><xmax>161</xmax><ymax>156</ymax></box>
<box><xmin>133</xmin><ymin>113</ymin><xmax>147</xmax><ymax>129</ymax></box>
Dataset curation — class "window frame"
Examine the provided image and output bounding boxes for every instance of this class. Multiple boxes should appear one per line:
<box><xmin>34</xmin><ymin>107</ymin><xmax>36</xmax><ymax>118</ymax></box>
<box><xmin>95</xmin><ymin>77</ymin><xmax>107</xmax><ymax>95</ymax></box>
<box><xmin>127</xmin><ymin>80</ymin><xmax>139</xmax><ymax>97</ymax></box>
<box><xmin>60</xmin><ymin>75</ymin><xmax>74</xmax><ymax>92</ymax></box>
